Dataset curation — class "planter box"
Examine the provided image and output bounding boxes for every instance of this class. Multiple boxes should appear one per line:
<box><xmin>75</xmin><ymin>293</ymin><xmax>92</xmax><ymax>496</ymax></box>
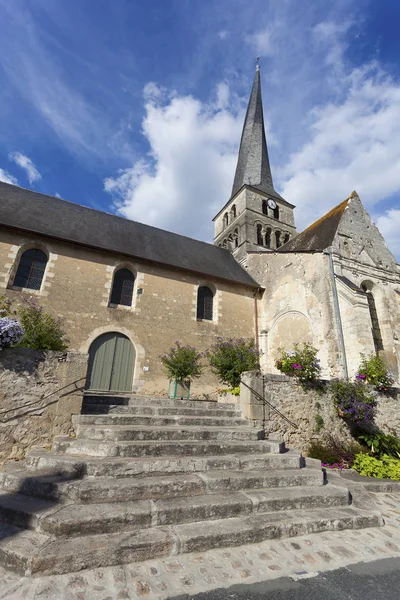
<box><xmin>168</xmin><ymin>380</ymin><xmax>191</xmax><ymax>399</ymax></box>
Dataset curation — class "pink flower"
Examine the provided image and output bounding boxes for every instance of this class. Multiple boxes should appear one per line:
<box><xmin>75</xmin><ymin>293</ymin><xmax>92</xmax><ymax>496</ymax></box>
<box><xmin>355</xmin><ymin>373</ymin><xmax>366</xmax><ymax>380</ymax></box>
<box><xmin>292</xmin><ymin>364</ymin><xmax>302</xmax><ymax>369</ymax></box>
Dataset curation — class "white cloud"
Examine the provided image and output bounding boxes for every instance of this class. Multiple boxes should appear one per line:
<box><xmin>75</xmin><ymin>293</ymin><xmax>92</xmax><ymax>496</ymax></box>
<box><xmin>9</xmin><ymin>152</ymin><xmax>41</xmax><ymax>184</ymax></box>
<box><xmin>375</xmin><ymin>209</ymin><xmax>400</xmax><ymax>261</ymax></box>
<box><xmin>104</xmin><ymin>86</ymin><xmax>244</xmax><ymax>241</ymax></box>
<box><xmin>244</xmin><ymin>28</ymin><xmax>273</xmax><ymax>56</ymax></box>
<box><xmin>0</xmin><ymin>168</ymin><xmax>18</xmax><ymax>185</ymax></box>
<box><xmin>280</xmin><ymin>62</ymin><xmax>400</xmax><ymax>260</ymax></box>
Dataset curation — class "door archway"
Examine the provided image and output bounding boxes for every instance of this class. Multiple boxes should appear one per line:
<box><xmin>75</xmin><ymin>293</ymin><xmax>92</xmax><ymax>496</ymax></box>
<box><xmin>86</xmin><ymin>332</ymin><xmax>135</xmax><ymax>392</ymax></box>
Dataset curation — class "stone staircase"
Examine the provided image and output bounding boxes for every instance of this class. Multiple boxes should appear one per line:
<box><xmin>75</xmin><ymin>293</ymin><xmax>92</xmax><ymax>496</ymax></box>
<box><xmin>0</xmin><ymin>394</ymin><xmax>382</xmax><ymax>576</ymax></box>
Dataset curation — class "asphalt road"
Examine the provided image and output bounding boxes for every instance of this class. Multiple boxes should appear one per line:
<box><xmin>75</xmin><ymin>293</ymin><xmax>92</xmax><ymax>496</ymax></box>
<box><xmin>171</xmin><ymin>557</ymin><xmax>400</xmax><ymax>600</ymax></box>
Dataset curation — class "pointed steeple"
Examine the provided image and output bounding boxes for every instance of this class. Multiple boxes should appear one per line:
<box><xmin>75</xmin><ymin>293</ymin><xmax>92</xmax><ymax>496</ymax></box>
<box><xmin>231</xmin><ymin>63</ymin><xmax>275</xmax><ymax>198</ymax></box>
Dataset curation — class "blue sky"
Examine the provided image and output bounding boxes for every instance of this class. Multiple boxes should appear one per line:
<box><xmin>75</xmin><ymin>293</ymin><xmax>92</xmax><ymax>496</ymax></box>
<box><xmin>1</xmin><ymin>0</ymin><xmax>400</xmax><ymax>259</ymax></box>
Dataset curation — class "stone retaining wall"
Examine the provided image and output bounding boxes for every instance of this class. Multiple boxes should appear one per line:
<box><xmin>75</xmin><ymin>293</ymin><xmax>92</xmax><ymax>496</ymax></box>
<box><xmin>0</xmin><ymin>348</ymin><xmax>87</xmax><ymax>465</ymax></box>
<box><xmin>238</xmin><ymin>371</ymin><xmax>400</xmax><ymax>453</ymax></box>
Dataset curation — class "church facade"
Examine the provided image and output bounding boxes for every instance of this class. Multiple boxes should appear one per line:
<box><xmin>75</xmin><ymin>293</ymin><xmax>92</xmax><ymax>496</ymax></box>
<box><xmin>0</xmin><ymin>66</ymin><xmax>399</xmax><ymax>395</ymax></box>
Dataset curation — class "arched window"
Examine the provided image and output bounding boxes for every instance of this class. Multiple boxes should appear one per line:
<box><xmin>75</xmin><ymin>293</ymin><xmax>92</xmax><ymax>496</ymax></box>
<box><xmin>273</xmin><ymin>205</ymin><xmax>280</xmax><ymax>220</ymax></box>
<box><xmin>228</xmin><ymin>234</ymin><xmax>234</xmax><ymax>250</ymax></box>
<box><xmin>283</xmin><ymin>233</ymin><xmax>290</xmax><ymax>244</ymax></box>
<box><xmin>223</xmin><ymin>213</ymin><xmax>229</xmax><ymax>228</ymax></box>
<box><xmin>256</xmin><ymin>224</ymin><xmax>263</xmax><ymax>246</ymax></box>
<box><xmin>275</xmin><ymin>231</ymin><xmax>281</xmax><ymax>248</ymax></box>
<box><xmin>265</xmin><ymin>228</ymin><xmax>272</xmax><ymax>248</ymax></box>
<box><xmin>13</xmin><ymin>248</ymin><xmax>47</xmax><ymax>290</ymax></box>
<box><xmin>197</xmin><ymin>286</ymin><xmax>213</xmax><ymax>320</ymax></box>
<box><xmin>361</xmin><ymin>284</ymin><xmax>384</xmax><ymax>351</ymax></box>
<box><xmin>262</xmin><ymin>201</ymin><xmax>268</xmax><ymax>215</ymax></box>
<box><xmin>222</xmin><ymin>239</ymin><xmax>227</xmax><ymax>248</ymax></box>
<box><xmin>110</xmin><ymin>268</ymin><xmax>135</xmax><ymax>307</ymax></box>
<box><xmin>233</xmin><ymin>228</ymin><xmax>239</xmax><ymax>248</ymax></box>
<box><xmin>231</xmin><ymin>205</ymin><xmax>237</xmax><ymax>219</ymax></box>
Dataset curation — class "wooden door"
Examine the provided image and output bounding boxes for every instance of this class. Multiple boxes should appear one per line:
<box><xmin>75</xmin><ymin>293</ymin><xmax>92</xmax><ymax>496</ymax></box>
<box><xmin>86</xmin><ymin>333</ymin><xmax>134</xmax><ymax>392</ymax></box>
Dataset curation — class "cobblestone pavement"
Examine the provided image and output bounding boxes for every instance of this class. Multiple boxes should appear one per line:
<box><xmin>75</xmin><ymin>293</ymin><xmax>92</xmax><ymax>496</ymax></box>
<box><xmin>0</xmin><ymin>491</ymin><xmax>399</xmax><ymax>600</ymax></box>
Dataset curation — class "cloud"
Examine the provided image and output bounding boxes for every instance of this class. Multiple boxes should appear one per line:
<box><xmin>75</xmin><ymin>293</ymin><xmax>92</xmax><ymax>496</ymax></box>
<box><xmin>375</xmin><ymin>209</ymin><xmax>400</xmax><ymax>261</ymax></box>
<box><xmin>280</xmin><ymin>61</ymin><xmax>400</xmax><ymax>249</ymax></box>
<box><xmin>9</xmin><ymin>152</ymin><xmax>41</xmax><ymax>184</ymax></box>
<box><xmin>244</xmin><ymin>28</ymin><xmax>273</xmax><ymax>56</ymax></box>
<box><xmin>104</xmin><ymin>85</ymin><xmax>244</xmax><ymax>241</ymax></box>
<box><xmin>0</xmin><ymin>169</ymin><xmax>18</xmax><ymax>185</ymax></box>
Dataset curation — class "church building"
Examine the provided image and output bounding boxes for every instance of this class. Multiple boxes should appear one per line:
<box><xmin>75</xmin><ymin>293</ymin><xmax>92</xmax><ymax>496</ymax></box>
<box><xmin>0</xmin><ymin>65</ymin><xmax>399</xmax><ymax>395</ymax></box>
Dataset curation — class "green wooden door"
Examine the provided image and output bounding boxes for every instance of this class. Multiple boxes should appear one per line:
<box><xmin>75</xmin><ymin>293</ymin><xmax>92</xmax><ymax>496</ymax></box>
<box><xmin>87</xmin><ymin>333</ymin><xmax>135</xmax><ymax>392</ymax></box>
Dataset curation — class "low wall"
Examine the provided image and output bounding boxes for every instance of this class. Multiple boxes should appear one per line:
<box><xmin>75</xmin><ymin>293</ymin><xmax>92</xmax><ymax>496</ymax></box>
<box><xmin>238</xmin><ymin>371</ymin><xmax>400</xmax><ymax>453</ymax></box>
<box><xmin>0</xmin><ymin>348</ymin><xmax>87</xmax><ymax>465</ymax></box>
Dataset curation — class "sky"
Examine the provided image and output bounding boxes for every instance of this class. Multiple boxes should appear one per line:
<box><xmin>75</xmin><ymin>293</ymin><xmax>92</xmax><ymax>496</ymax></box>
<box><xmin>1</xmin><ymin>0</ymin><xmax>400</xmax><ymax>260</ymax></box>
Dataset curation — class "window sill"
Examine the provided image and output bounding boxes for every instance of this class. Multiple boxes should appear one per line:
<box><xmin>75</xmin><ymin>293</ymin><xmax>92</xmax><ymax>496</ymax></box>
<box><xmin>196</xmin><ymin>318</ymin><xmax>215</xmax><ymax>323</ymax></box>
<box><xmin>8</xmin><ymin>286</ymin><xmax>43</xmax><ymax>295</ymax></box>
<box><xmin>108</xmin><ymin>303</ymin><xmax>133</xmax><ymax>311</ymax></box>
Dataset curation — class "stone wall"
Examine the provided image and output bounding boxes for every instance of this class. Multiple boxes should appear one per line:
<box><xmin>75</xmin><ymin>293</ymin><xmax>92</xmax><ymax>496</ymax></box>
<box><xmin>238</xmin><ymin>371</ymin><xmax>400</xmax><ymax>453</ymax></box>
<box><xmin>0</xmin><ymin>348</ymin><xmax>87</xmax><ymax>465</ymax></box>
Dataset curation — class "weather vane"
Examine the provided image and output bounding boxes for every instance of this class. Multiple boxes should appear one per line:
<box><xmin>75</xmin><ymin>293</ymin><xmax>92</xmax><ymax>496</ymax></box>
<box><xmin>256</xmin><ymin>56</ymin><xmax>260</xmax><ymax>70</ymax></box>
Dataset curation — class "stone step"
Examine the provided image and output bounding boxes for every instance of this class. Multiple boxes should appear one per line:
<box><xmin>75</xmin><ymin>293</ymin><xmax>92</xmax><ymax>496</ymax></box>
<box><xmin>83</xmin><ymin>395</ymin><xmax>237</xmax><ymax>410</ymax></box>
<box><xmin>0</xmin><ymin>468</ymin><xmax>324</xmax><ymax>503</ymax></box>
<box><xmin>0</xmin><ymin>504</ymin><xmax>382</xmax><ymax>576</ymax></box>
<box><xmin>23</xmin><ymin>449</ymin><xmax>304</xmax><ymax>478</ymax></box>
<box><xmin>0</xmin><ymin>485</ymin><xmax>350</xmax><ymax>538</ymax></box>
<box><xmin>74</xmin><ymin>414</ymin><xmax>249</xmax><ymax>427</ymax></box>
<box><xmin>75</xmin><ymin>424</ymin><xmax>261</xmax><ymax>442</ymax></box>
<box><xmin>81</xmin><ymin>404</ymin><xmax>241</xmax><ymax>417</ymax></box>
<box><xmin>52</xmin><ymin>437</ymin><xmax>285</xmax><ymax>458</ymax></box>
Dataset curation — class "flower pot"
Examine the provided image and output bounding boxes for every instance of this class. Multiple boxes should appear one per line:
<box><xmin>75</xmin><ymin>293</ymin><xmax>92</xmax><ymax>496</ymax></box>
<box><xmin>168</xmin><ymin>379</ymin><xmax>191</xmax><ymax>399</ymax></box>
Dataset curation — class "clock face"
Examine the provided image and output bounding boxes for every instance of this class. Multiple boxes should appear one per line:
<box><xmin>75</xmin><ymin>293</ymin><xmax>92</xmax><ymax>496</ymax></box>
<box><xmin>267</xmin><ymin>199</ymin><xmax>277</xmax><ymax>209</ymax></box>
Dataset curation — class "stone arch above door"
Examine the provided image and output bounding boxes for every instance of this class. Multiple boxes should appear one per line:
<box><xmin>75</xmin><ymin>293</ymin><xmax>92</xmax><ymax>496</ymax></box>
<box><xmin>86</xmin><ymin>332</ymin><xmax>136</xmax><ymax>392</ymax></box>
<box><xmin>268</xmin><ymin>311</ymin><xmax>314</xmax><ymax>370</ymax></box>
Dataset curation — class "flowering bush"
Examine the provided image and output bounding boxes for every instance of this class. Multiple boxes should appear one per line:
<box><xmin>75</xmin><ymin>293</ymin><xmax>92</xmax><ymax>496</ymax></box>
<box><xmin>207</xmin><ymin>337</ymin><xmax>260</xmax><ymax>388</ymax></box>
<box><xmin>161</xmin><ymin>342</ymin><xmax>203</xmax><ymax>381</ymax></box>
<box><xmin>331</xmin><ymin>380</ymin><xmax>377</xmax><ymax>424</ymax></box>
<box><xmin>17</xmin><ymin>298</ymin><xmax>68</xmax><ymax>351</ymax></box>
<box><xmin>307</xmin><ymin>435</ymin><xmax>363</xmax><ymax>469</ymax></box>
<box><xmin>0</xmin><ymin>317</ymin><xmax>24</xmax><ymax>350</ymax></box>
<box><xmin>357</xmin><ymin>430</ymin><xmax>400</xmax><ymax>459</ymax></box>
<box><xmin>275</xmin><ymin>343</ymin><xmax>321</xmax><ymax>382</ymax></box>
<box><xmin>357</xmin><ymin>353</ymin><xmax>395</xmax><ymax>391</ymax></box>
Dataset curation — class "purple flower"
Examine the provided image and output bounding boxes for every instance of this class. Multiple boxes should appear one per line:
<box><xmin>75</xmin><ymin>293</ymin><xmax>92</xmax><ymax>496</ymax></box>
<box><xmin>355</xmin><ymin>373</ymin><xmax>366</xmax><ymax>380</ymax></box>
<box><xmin>292</xmin><ymin>364</ymin><xmax>302</xmax><ymax>369</ymax></box>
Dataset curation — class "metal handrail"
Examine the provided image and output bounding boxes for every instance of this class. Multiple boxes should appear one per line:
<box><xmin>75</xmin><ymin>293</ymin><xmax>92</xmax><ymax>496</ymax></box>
<box><xmin>240</xmin><ymin>377</ymin><xmax>298</xmax><ymax>430</ymax></box>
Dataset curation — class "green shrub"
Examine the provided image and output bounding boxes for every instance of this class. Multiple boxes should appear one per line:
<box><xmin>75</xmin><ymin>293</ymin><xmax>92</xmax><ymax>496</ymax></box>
<box><xmin>161</xmin><ymin>342</ymin><xmax>203</xmax><ymax>381</ymax></box>
<box><xmin>314</xmin><ymin>414</ymin><xmax>324</xmax><ymax>432</ymax></box>
<box><xmin>357</xmin><ymin>353</ymin><xmax>395</xmax><ymax>391</ymax></box>
<box><xmin>331</xmin><ymin>380</ymin><xmax>377</xmax><ymax>424</ymax></box>
<box><xmin>0</xmin><ymin>296</ymin><xmax>13</xmax><ymax>317</ymax></box>
<box><xmin>217</xmin><ymin>386</ymin><xmax>241</xmax><ymax>396</ymax></box>
<box><xmin>352</xmin><ymin>453</ymin><xmax>400</xmax><ymax>480</ymax></box>
<box><xmin>16</xmin><ymin>298</ymin><xmax>68</xmax><ymax>351</ymax></box>
<box><xmin>307</xmin><ymin>435</ymin><xmax>364</xmax><ymax>468</ymax></box>
<box><xmin>275</xmin><ymin>343</ymin><xmax>321</xmax><ymax>382</ymax></box>
<box><xmin>207</xmin><ymin>337</ymin><xmax>260</xmax><ymax>388</ymax></box>
<box><xmin>357</xmin><ymin>430</ymin><xmax>400</xmax><ymax>459</ymax></box>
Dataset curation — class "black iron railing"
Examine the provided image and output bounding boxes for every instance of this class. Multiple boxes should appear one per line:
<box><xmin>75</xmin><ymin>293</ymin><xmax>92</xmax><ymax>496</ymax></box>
<box><xmin>240</xmin><ymin>376</ymin><xmax>298</xmax><ymax>430</ymax></box>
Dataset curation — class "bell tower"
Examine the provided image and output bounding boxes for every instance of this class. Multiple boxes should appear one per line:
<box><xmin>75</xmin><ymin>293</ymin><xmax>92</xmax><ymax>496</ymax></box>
<box><xmin>213</xmin><ymin>61</ymin><xmax>297</xmax><ymax>264</ymax></box>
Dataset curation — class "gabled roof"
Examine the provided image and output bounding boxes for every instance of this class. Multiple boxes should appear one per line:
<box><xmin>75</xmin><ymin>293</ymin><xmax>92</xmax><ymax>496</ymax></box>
<box><xmin>278</xmin><ymin>198</ymin><xmax>349</xmax><ymax>252</ymax></box>
<box><xmin>231</xmin><ymin>66</ymin><xmax>283</xmax><ymax>201</ymax></box>
<box><xmin>0</xmin><ymin>182</ymin><xmax>259</xmax><ymax>288</ymax></box>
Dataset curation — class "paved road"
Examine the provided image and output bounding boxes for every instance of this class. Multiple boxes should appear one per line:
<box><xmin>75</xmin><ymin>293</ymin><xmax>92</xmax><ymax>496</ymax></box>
<box><xmin>171</xmin><ymin>557</ymin><xmax>400</xmax><ymax>600</ymax></box>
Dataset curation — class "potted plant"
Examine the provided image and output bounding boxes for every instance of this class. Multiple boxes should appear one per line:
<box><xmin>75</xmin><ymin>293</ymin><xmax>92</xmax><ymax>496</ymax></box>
<box><xmin>160</xmin><ymin>342</ymin><xmax>203</xmax><ymax>399</ymax></box>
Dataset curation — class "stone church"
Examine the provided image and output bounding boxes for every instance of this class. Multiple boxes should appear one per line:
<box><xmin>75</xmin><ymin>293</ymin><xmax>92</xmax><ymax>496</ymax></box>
<box><xmin>0</xmin><ymin>65</ymin><xmax>399</xmax><ymax>395</ymax></box>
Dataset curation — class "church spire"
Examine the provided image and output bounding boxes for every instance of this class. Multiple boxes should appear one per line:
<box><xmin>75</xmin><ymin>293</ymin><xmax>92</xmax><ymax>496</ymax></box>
<box><xmin>231</xmin><ymin>62</ymin><xmax>274</xmax><ymax>198</ymax></box>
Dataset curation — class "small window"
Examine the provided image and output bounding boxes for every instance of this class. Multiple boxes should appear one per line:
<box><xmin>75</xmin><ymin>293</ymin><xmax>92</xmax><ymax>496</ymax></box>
<box><xmin>257</xmin><ymin>224</ymin><xmax>263</xmax><ymax>246</ymax></box>
<box><xmin>361</xmin><ymin>285</ymin><xmax>384</xmax><ymax>351</ymax></box>
<box><xmin>283</xmin><ymin>233</ymin><xmax>290</xmax><ymax>244</ymax></box>
<box><xmin>110</xmin><ymin>268</ymin><xmax>135</xmax><ymax>307</ymax></box>
<box><xmin>262</xmin><ymin>201</ymin><xmax>268</xmax><ymax>215</ymax></box>
<box><xmin>273</xmin><ymin>206</ymin><xmax>280</xmax><ymax>220</ymax></box>
<box><xmin>197</xmin><ymin>286</ymin><xmax>213</xmax><ymax>320</ymax></box>
<box><xmin>223</xmin><ymin>212</ymin><xmax>229</xmax><ymax>228</ymax></box>
<box><xmin>275</xmin><ymin>231</ymin><xmax>281</xmax><ymax>248</ymax></box>
<box><xmin>13</xmin><ymin>248</ymin><xmax>47</xmax><ymax>290</ymax></box>
<box><xmin>265</xmin><ymin>228</ymin><xmax>272</xmax><ymax>248</ymax></box>
<box><xmin>234</xmin><ymin>228</ymin><xmax>239</xmax><ymax>248</ymax></box>
<box><xmin>231</xmin><ymin>205</ymin><xmax>237</xmax><ymax>218</ymax></box>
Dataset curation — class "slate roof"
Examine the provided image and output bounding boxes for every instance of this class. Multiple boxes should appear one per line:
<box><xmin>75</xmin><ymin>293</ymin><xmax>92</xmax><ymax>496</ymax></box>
<box><xmin>231</xmin><ymin>66</ymin><xmax>284</xmax><ymax>202</ymax></box>
<box><xmin>278</xmin><ymin>199</ymin><xmax>349</xmax><ymax>252</ymax></box>
<box><xmin>0</xmin><ymin>182</ymin><xmax>259</xmax><ymax>288</ymax></box>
